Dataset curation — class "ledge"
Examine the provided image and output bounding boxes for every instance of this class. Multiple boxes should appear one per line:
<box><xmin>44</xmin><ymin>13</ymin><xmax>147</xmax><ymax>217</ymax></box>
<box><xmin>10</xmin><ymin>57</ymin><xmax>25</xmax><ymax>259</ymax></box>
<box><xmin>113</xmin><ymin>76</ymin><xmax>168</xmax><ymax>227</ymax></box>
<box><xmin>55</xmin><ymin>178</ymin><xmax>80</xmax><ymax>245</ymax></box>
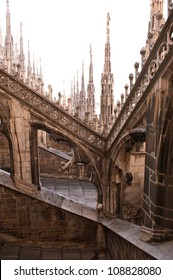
<box><xmin>102</xmin><ymin>217</ymin><xmax>173</xmax><ymax>259</ymax></box>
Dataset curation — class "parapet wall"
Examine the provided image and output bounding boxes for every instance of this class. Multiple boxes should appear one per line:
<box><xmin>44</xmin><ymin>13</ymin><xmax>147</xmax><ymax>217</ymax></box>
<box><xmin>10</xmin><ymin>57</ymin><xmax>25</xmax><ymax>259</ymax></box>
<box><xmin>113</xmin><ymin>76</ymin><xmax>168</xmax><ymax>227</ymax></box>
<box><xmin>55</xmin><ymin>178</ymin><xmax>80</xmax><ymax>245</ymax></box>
<box><xmin>0</xmin><ymin>184</ymin><xmax>105</xmax><ymax>253</ymax></box>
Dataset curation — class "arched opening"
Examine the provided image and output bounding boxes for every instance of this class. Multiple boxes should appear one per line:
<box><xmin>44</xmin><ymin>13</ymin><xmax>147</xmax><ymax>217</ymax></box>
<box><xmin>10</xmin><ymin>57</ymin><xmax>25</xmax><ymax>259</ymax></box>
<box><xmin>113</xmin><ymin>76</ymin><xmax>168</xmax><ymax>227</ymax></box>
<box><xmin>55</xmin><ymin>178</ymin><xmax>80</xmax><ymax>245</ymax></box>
<box><xmin>30</xmin><ymin>124</ymin><xmax>100</xmax><ymax>209</ymax></box>
<box><xmin>109</xmin><ymin>129</ymin><xmax>146</xmax><ymax>225</ymax></box>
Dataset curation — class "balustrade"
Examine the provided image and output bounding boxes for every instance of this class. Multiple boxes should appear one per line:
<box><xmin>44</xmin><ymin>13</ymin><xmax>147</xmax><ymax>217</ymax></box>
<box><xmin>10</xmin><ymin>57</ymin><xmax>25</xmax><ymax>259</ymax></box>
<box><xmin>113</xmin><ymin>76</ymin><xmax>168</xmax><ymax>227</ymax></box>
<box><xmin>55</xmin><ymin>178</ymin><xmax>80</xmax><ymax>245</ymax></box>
<box><xmin>107</xmin><ymin>9</ymin><xmax>173</xmax><ymax>150</ymax></box>
<box><xmin>0</xmin><ymin>69</ymin><xmax>105</xmax><ymax>153</ymax></box>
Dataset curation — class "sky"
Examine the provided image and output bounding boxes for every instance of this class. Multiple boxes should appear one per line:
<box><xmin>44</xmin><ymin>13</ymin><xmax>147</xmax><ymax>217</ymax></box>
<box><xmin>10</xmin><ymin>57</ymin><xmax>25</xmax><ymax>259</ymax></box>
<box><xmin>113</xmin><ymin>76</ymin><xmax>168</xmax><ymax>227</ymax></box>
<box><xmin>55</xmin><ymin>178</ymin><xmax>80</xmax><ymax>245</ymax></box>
<box><xmin>0</xmin><ymin>0</ymin><xmax>168</xmax><ymax>108</ymax></box>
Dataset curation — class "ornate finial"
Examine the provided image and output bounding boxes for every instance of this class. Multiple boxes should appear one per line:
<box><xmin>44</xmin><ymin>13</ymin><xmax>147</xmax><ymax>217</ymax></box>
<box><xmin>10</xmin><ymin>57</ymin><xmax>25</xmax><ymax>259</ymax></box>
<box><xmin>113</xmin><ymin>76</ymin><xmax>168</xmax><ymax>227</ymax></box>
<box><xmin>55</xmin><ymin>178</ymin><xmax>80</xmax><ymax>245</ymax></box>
<box><xmin>39</xmin><ymin>58</ymin><xmax>43</xmax><ymax>79</ymax></box>
<box><xmin>20</xmin><ymin>22</ymin><xmax>24</xmax><ymax>56</ymax></box>
<box><xmin>73</xmin><ymin>75</ymin><xmax>76</xmax><ymax>93</ymax></box>
<box><xmin>27</xmin><ymin>40</ymin><xmax>30</xmax><ymax>65</ymax></box>
<box><xmin>7</xmin><ymin>0</ymin><xmax>9</xmax><ymax>11</ymax></box>
<box><xmin>103</xmin><ymin>13</ymin><xmax>111</xmax><ymax>73</ymax></box>
<box><xmin>81</xmin><ymin>60</ymin><xmax>85</xmax><ymax>90</ymax></box>
<box><xmin>90</xmin><ymin>44</ymin><xmax>92</xmax><ymax>58</ymax></box>
<box><xmin>76</xmin><ymin>70</ymin><xmax>79</xmax><ymax>97</ymax></box>
<box><xmin>33</xmin><ymin>52</ymin><xmax>35</xmax><ymax>74</ymax></box>
<box><xmin>89</xmin><ymin>44</ymin><xmax>93</xmax><ymax>83</ymax></box>
<box><xmin>107</xmin><ymin>13</ymin><xmax>111</xmax><ymax>27</ymax></box>
<box><xmin>28</xmin><ymin>40</ymin><xmax>30</xmax><ymax>53</ymax></box>
<box><xmin>20</xmin><ymin>22</ymin><xmax>22</xmax><ymax>36</ymax></box>
<box><xmin>107</xmin><ymin>13</ymin><xmax>111</xmax><ymax>40</ymax></box>
<box><xmin>82</xmin><ymin>60</ymin><xmax>84</xmax><ymax>75</ymax></box>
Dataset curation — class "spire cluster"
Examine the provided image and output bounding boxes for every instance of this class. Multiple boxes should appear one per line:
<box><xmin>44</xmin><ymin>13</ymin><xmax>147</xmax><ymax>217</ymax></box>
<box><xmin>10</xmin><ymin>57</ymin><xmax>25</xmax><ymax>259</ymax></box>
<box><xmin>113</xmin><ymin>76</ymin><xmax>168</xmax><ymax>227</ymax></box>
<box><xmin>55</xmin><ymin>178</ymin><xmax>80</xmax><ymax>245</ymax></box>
<box><xmin>69</xmin><ymin>52</ymin><xmax>96</xmax><ymax>129</ymax></box>
<box><xmin>0</xmin><ymin>2</ymin><xmax>113</xmax><ymax>135</ymax></box>
<box><xmin>0</xmin><ymin>0</ymin><xmax>46</xmax><ymax>96</ymax></box>
<box><xmin>1</xmin><ymin>1</ymin><xmax>164</xmax><ymax>136</ymax></box>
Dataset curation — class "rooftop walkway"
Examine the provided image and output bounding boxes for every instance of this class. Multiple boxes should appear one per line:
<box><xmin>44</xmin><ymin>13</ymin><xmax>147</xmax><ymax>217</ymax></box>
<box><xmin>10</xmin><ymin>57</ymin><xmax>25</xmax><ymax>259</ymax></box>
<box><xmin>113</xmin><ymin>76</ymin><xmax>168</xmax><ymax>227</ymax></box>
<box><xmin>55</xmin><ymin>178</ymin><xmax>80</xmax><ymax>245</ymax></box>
<box><xmin>1</xmin><ymin>169</ymin><xmax>173</xmax><ymax>260</ymax></box>
<box><xmin>0</xmin><ymin>169</ymin><xmax>99</xmax><ymax>221</ymax></box>
<box><xmin>41</xmin><ymin>177</ymin><xmax>97</xmax><ymax>209</ymax></box>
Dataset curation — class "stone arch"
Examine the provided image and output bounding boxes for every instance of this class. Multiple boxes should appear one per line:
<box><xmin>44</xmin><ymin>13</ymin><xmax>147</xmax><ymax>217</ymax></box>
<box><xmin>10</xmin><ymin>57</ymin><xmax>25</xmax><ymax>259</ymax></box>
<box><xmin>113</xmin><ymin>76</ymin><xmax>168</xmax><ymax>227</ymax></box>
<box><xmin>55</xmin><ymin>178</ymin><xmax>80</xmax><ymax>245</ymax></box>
<box><xmin>30</xmin><ymin>122</ymin><xmax>103</xmax><ymax>204</ymax></box>
<box><xmin>0</xmin><ymin>101</ymin><xmax>14</xmax><ymax>176</ymax></box>
<box><xmin>107</xmin><ymin>128</ymin><xmax>146</xmax><ymax>222</ymax></box>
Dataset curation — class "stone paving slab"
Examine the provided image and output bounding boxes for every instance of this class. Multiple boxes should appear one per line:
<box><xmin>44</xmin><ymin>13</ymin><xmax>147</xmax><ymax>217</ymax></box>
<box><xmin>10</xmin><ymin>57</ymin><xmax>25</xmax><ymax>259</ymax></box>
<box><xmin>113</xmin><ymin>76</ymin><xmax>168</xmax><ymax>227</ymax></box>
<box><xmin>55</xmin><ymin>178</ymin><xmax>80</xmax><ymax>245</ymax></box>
<box><xmin>0</xmin><ymin>245</ymin><xmax>97</xmax><ymax>260</ymax></box>
<box><xmin>41</xmin><ymin>177</ymin><xmax>97</xmax><ymax>209</ymax></box>
<box><xmin>18</xmin><ymin>247</ymin><xmax>41</xmax><ymax>260</ymax></box>
<box><xmin>80</xmin><ymin>250</ymin><xmax>95</xmax><ymax>260</ymax></box>
<box><xmin>61</xmin><ymin>249</ymin><xmax>81</xmax><ymax>260</ymax></box>
<box><xmin>40</xmin><ymin>248</ymin><xmax>62</xmax><ymax>260</ymax></box>
<box><xmin>0</xmin><ymin>245</ymin><xmax>20</xmax><ymax>259</ymax></box>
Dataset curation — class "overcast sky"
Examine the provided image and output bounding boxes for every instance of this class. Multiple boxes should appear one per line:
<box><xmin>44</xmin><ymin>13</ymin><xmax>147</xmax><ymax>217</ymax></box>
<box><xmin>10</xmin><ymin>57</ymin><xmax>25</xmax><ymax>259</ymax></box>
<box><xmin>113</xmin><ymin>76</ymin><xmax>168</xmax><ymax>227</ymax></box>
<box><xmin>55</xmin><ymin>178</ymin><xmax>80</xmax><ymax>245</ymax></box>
<box><xmin>0</xmin><ymin>0</ymin><xmax>168</xmax><ymax>106</ymax></box>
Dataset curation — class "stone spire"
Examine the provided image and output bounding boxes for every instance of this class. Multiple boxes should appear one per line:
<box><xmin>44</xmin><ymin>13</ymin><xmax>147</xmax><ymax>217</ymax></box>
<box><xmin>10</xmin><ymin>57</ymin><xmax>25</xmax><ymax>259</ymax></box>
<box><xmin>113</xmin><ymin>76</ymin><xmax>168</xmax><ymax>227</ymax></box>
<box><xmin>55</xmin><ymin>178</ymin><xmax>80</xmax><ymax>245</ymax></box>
<box><xmin>62</xmin><ymin>80</ymin><xmax>66</xmax><ymax>109</ymax></box>
<box><xmin>72</xmin><ymin>76</ymin><xmax>76</xmax><ymax>115</ymax></box>
<box><xmin>13</xmin><ymin>36</ymin><xmax>19</xmax><ymax>65</ymax></box>
<box><xmin>87</xmin><ymin>45</ymin><xmax>95</xmax><ymax>121</ymax></box>
<box><xmin>104</xmin><ymin>13</ymin><xmax>111</xmax><ymax>73</ymax></box>
<box><xmin>79</xmin><ymin>61</ymin><xmax>86</xmax><ymax>119</ymax></box>
<box><xmin>27</xmin><ymin>40</ymin><xmax>32</xmax><ymax>86</ymax></box>
<box><xmin>81</xmin><ymin>61</ymin><xmax>85</xmax><ymax>91</ymax></box>
<box><xmin>89</xmin><ymin>44</ymin><xmax>93</xmax><ymax>83</ymax></box>
<box><xmin>100</xmin><ymin>13</ymin><xmax>114</xmax><ymax>134</ymax></box>
<box><xmin>76</xmin><ymin>70</ymin><xmax>80</xmax><ymax>107</ymax></box>
<box><xmin>40</xmin><ymin>58</ymin><xmax>43</xmax><ymax>80</ymax></box>
<box><xmin>4</xmin><ymin>0</ymin><xmax>13</xmax><ymax>72</ymax></box>
<box><xmin>37</xmin><ymin>58</ymin><xmax>43</xmax><ymax>81</ymax></box>
<box><xmin>19</xmin><ymin>22</ymin><xmax>25</xmax><ymax>80</ymax></box>
<box><xmin>31</xmin><ymin>52</ymin><xmax>37</xmax><ymax>89</ymax></box>
<box><xmin>148</xmin><ymin>0</ymin><xmax>165</xmax><ymax>49</ymax></box>
<box><xmin>32</xmin><ymin>52</ymin><xmax>36</xmax><ymax>74</ymax></box>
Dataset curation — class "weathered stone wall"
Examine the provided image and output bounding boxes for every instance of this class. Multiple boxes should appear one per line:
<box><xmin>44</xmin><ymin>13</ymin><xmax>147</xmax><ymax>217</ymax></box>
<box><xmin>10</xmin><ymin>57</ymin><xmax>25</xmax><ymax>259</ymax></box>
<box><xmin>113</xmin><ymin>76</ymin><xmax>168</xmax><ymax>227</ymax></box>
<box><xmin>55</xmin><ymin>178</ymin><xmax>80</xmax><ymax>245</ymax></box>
<box><xmin>122</xmin><ymin>151</ymin><xmax>145</xmax><ymax>224</ymax></box>
<box><xmin>0</xmin><ymin>184</ymin><xmax>105</xmax><ymax>251</ymax></box>
<box><xmin>106</xmin><ymin>230</ymin><xmax>155</xmax><ymax>260</ymax></box>
<box><xmin>142</xmin><ymin>84</ymin><xmax>173</xmax><ymax>242</ymax></box>
<box><xmin>39</xmin><ymin>148</ymin><xmax>79</xmax><ymax>178</ymax></box>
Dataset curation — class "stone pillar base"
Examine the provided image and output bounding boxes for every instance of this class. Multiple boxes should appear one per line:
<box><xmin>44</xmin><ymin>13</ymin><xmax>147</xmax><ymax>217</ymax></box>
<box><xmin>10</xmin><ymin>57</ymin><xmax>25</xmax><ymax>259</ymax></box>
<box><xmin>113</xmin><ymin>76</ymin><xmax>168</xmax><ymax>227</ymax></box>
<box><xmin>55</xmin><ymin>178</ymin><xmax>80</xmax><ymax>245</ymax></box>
<box><xmin>13</xmin><ymin>177</ymin><xmax>38</xmax><ymax>194</ymax></box>
<box><xmin>140</xmin><ymin>226</ymin><xmax>173</xmax><ymax>244</ymax></box>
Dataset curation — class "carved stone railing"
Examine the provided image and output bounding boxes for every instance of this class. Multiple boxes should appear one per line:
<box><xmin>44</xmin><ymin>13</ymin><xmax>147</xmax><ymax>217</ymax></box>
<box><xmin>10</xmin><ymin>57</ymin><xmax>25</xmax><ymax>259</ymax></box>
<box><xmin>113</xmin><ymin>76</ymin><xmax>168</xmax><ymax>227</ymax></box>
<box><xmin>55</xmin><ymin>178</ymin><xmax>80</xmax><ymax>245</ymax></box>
<box><xmin>106</xmin><ymin>9</ymin><xmax>173</xmax><ymax>152</ymax></box>
<box><xmin>0</xmin><ymin>69</ymin><xmax>106</xmax><ymax>154</ymax></box>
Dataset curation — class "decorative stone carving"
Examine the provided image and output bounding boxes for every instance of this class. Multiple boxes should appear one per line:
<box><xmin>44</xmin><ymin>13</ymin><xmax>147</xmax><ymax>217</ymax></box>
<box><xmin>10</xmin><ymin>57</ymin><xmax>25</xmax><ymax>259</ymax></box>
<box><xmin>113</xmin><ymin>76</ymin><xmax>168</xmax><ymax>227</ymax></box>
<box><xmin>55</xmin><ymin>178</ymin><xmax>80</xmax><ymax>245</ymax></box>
<box><xmin>0</xmin><ymin>73</ymin><xmax>9</xmax><ymax>86</ymax></box>
<box><xmin>61</xmin><ymin>116</ymin><xmax>69</xmax><ymax>126</ymax></box>
<box><xmin>158</xmin><ymin>43</ymin><xmax>167</xmax><ymax>62</ymax></box>
<box><xmin>124</xmin><ymin>203</ymin><xmax>141</xmax><ymax>218</ymax></box>
<box><xmin>30</xmin><ymin>96</ymin><xmax>40</xmax><ymax>106</ymax></box>
<box><xmin>80</xmin><ymin>128</ymin><xmax>87</xmax><ymax>137</ymax></box>
<box><xmin>88</xmin><ymin>134</ymin><xmax>96</xmax><ymax>143</ymax></box>
<box><xmin>8</xmin><ymin>81</ymin><xmax>20</xmax><ymax>93</ymax></box>
<box><xmin>149</xmin><ymin>60</ymin><xmax>158</xmax><ymax>78</ymax></box>
<box><xmin>71</xmin><ymin>122</ymin><xmax>78</xmax><ymax>132</ymax></box>
<box><xmin>142</xmin><ymin>75</ymin><xmax>149</xmax><ymax>90</ymax></box>
<box><xmin>51</xmin><ymin>109</ymin><xmax>60</xmax><ymax>120</ymax></box>
<box><xmin>0</xmin><ymin>70</ymin><xmax>105</xmax><ymax>152</ymax></box>
<box><xmin>20</xmin><ymin>88</ymin><xmax>30</xmax><ymax>100</ymax></box>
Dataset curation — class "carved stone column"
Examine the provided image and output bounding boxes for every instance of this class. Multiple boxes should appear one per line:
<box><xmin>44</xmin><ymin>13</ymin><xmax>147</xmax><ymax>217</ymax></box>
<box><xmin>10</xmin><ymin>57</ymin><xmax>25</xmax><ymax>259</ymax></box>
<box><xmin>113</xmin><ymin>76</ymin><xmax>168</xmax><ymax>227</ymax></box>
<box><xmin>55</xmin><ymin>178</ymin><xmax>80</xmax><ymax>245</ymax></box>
<box><xmin>140</xmin><ymin>87</ymin><xmax>173</xmax><ymax>243</ymax></box>
<box><xmin>30</xmin><ymin>126</ymin><xmax>41</xmax><ymax>191</ymax></box>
